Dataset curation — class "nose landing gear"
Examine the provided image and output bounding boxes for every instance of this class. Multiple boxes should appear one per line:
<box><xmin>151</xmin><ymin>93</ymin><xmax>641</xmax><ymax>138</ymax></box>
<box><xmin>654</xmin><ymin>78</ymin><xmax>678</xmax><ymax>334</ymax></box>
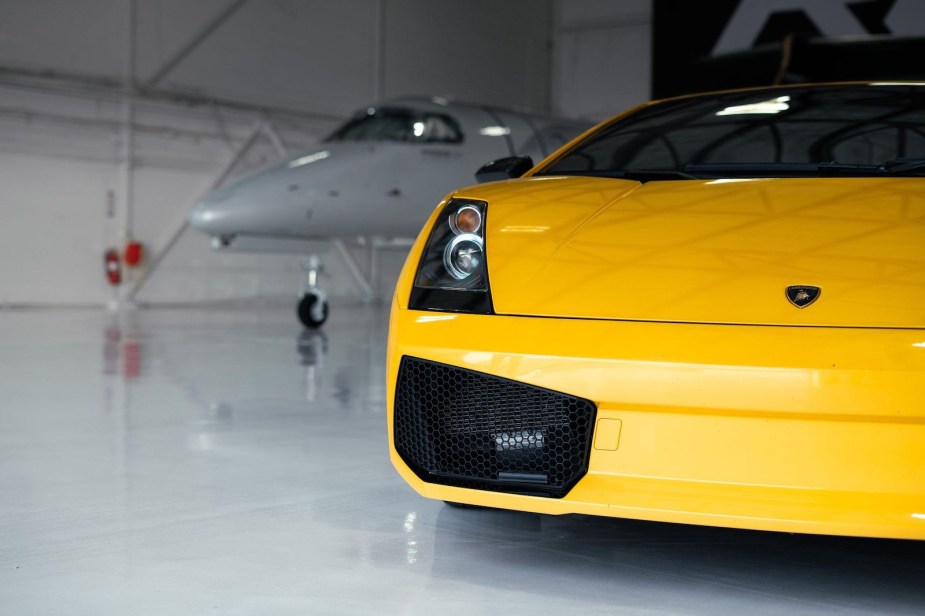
<box><xmin>297</xmin><ymin>256</ymin><xmax>329</xmax><ymax>328</ymax></box>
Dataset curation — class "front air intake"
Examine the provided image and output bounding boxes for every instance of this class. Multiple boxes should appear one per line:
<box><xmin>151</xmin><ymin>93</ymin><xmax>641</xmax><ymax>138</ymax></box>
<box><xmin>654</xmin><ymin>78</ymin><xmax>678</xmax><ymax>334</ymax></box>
<box><xmin>393</xmin><ymin>356</ymin><xmax>596</xmax><ymax>498</ymax></box>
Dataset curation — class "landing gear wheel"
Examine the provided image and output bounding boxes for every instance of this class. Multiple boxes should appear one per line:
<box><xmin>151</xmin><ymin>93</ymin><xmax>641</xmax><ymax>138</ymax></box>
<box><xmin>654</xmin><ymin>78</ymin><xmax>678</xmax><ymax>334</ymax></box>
<box><xmin>297</xmin><ymin>294</ymin><xmax>328</xmax><ymax>329</ymax></box>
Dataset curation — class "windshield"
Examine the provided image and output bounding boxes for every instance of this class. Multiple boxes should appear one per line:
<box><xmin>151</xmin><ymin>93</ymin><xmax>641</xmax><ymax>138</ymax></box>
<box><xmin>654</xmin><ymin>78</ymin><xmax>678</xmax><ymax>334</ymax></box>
<box><xmin>539</xmin><ymin>84</ymin><xmax>925</xmax><ymax>179</ymax></box>
<box><xmin>326</xmin><ymin>107</ymin><xmax>463</xmax><ymax>144</ymax></box>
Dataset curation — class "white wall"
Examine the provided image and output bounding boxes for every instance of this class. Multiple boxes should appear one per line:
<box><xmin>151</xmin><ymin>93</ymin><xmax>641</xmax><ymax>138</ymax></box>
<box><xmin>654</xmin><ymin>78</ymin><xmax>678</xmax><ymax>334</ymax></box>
<box><xmin>0</xmin><ymin>0</ymin><xmax>554</xmax><ymax>307</ymax></box>
<box><xmin>552</xmin><ymin>0</ymin><xmax>653</xmax><ymax>122</ymax></box>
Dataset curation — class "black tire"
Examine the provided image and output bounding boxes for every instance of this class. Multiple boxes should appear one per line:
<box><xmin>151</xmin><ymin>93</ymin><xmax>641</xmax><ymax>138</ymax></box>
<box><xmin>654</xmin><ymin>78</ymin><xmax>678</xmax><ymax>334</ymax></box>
<box><xmin>297</xmin><ymin>295</ymin><xmax>328</xmax><ymax>328</ymax></box>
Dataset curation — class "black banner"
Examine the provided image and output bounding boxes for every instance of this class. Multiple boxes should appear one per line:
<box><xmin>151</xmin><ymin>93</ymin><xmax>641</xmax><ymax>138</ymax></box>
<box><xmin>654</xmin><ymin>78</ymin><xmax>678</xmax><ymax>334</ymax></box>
<box><xmin>652</xmin><ymin>0</ymin><xmax>924</xmax><ymax>99</ymax></box>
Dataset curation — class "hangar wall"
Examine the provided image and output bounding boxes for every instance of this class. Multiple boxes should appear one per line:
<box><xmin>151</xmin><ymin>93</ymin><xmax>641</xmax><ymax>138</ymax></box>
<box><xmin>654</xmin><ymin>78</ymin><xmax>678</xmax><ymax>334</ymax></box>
<box><xmin>0</xmin><ymin>0</ymin><xmax>557</xmax><ymax>307</ymax></box>
<box><xmin>552</xmin><ymin>0</ymin><xmax>652</xmax><ymax>121</ymax></box>
<box><xmin>0</xmin><ymin>0</ymin><xmax>656</xmax><ymax>308</ymax></box>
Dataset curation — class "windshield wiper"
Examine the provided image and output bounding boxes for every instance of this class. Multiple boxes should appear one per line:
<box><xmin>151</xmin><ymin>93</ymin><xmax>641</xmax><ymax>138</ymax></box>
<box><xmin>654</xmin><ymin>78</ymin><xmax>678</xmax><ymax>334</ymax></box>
<box><xmin>538</xmin><ymin>169</ymin><xmax>697</xmax><ymax>182</ymax></box>
<box><xmin>545</xmin><ymin>160</ymin><xmax>925</xmax><ymax>181</ymax></box>
<box><xmin>815</xmin><ymin>160</ymin><xmax>925</xmax><ymax>175</ymax></box>
<box><xmin>684</xmin><ymin>160</ymin><xmax>925</xmax><ymax>178</ymax></box>
<box><xmin>876</xmin><ymin>158</ymin><xmax>925</xmax><ymax>174</ymax></box>
<box><xmin>684</xmin><ymin>163</ymin><xmax>818</xmax><ymax>177</ymax></box>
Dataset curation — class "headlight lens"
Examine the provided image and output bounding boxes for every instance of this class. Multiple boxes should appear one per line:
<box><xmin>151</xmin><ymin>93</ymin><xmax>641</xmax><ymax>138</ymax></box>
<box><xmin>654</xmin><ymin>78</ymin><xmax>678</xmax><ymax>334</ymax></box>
<box><xmin>409</xmin><ymin>198</ymin><xmax>492</xmax><ymax>313</ymax></box>
<box><xmin>443</xmin><ymin>233</ymin><xmax>483</xmax><ymax>280</ymax></box>
<box><xmin>449</xmin><ymin>204</ymin><xmax>482</xmax><ymax>235</ymax></box>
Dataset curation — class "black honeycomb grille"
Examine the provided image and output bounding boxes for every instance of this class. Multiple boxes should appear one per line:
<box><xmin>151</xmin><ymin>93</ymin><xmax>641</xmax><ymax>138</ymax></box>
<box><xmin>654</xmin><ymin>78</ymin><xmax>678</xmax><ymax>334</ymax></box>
<box><xmin>393</xmin><ymin>356</ymin><xmax>597</xmax><ymax>498</ymax></box>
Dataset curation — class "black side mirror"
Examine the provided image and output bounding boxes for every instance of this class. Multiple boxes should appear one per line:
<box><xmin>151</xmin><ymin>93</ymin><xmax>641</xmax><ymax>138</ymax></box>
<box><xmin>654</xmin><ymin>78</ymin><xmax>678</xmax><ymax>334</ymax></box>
<box><xmin>475</xmin><ymin>156</ymin><xmax>534</xmax><ymax>183</ymax></box>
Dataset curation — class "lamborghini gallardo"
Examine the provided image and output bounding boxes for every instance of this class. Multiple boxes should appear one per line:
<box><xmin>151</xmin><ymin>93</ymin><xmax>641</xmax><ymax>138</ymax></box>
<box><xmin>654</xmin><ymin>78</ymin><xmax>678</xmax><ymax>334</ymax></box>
<box><xmin>387</xmin><ymin>83</ymin><xmax>925</xmax><ymax>539</ymax></box>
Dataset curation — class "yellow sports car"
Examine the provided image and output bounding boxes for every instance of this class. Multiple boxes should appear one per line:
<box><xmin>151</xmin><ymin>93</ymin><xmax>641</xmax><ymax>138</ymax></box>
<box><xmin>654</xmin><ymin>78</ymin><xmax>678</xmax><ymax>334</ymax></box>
<box><xmin>387</xmin><ymin>83</ymin><xmax>925</xmax><ymax>540</ymax></box>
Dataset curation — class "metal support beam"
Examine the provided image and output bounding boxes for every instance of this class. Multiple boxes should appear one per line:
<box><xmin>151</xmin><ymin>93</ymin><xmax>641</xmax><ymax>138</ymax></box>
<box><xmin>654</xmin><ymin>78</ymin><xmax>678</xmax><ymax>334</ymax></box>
<box><xmin>115</xmin><ymin>0</ymin><xmax>137</xmax><ymax>308</ymax></box>
<box><xmin>126</xmin><ymin>120</ymin><xmax>266</xmax><ymax>301</ymax></box>
<box><xmin>369</xmin><ymin>242</ymin><xmax>379</xmax><ymax>298</ymax></box>
<box><xmin>146</xmin><ymin>0</ymin><xmax>250</xmax><ymax>88</ymax></box>
<box><xmin>372</xmin><ymin>0</ymin><xmax>386</xmax><ymax>101</ymax></box>
<box><xmin>122</xmin><ymin>0</ymin><xmax>137</xmax><ymax>239</ymax></box>
<box><xmin>0</xmin><ymin>64</ymin><xmax>344</xmax><ymax>126</ymax></box>
<box><xmin>263</xmin><ymin>120</ymin><xmax>289</xmax><ymax>157</ymax></box>
<box><xmin>333</xmin><ymin>239</ymin><xmax>377</xmax><ymax>301</ymax></box>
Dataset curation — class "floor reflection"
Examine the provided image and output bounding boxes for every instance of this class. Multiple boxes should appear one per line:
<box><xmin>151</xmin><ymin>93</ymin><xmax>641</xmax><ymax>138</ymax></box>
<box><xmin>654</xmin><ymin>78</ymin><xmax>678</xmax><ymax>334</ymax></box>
<box><xmin>296</xmin><ymin>330</ymin><xmax>327</xmax><ymax>401</ymax></box>
<box><xmin>3</xmin><ymin>303</ymin><xmax>920</xmax><ymax>615</ymax></box>
<box><xmin>411</xmin><ymin>505</ymin><xmax>925</xmax><ymax>614</ymax></box>
<box><xmin>102</xmin><ymin>311</ymin><xmax>145</xmax><ymax>380</ymax></box>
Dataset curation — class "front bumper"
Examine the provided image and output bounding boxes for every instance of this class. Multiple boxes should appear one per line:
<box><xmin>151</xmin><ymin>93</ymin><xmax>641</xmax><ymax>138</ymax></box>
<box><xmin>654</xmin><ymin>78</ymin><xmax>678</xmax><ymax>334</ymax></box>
<box><xmin>387</xmin><ymin>305</ymin><xmax>925</xmax><ymax>540</ymax></box>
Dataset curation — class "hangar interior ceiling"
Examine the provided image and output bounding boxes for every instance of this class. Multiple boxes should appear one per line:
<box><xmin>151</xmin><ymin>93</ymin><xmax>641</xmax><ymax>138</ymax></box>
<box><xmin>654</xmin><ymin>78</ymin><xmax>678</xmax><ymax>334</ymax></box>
<box><xmin>0</xmin><ymin>0</ymin><xmax>651</xmax><ymax>307</ymax></box>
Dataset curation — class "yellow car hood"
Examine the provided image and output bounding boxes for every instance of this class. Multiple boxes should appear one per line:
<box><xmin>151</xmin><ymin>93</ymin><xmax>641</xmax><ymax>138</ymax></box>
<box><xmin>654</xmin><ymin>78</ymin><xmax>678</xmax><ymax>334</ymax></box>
<box><xmin>462</xmin><ymin>176</ymin><xmax>925</xmax><ymax>328</ymax></box>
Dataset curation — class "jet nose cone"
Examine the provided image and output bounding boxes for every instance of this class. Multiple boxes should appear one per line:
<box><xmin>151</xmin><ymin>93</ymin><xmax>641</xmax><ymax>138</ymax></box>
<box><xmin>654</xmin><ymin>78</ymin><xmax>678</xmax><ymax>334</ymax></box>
<box><xmin>188</xmin><ymin>145</ymin><xmax>342</xmax><ymax>239</ymax></box>
<box><xmin>189</xmin><ymin>185</ymin><xmax>240</xmax><ymax>235</ymax></box>
<box><xmin>188</xmin><ymin>201</ymin><xmax>216</xmax><ymax>231</ymax></box>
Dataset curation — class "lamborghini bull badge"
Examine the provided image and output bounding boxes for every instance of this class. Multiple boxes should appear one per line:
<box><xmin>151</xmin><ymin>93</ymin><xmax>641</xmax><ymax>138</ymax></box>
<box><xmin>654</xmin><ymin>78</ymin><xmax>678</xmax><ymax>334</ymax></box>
<box><xmin>786</xmin><ymin>285</ymin><xmax>821</xmax><ymax>308</ymax></box>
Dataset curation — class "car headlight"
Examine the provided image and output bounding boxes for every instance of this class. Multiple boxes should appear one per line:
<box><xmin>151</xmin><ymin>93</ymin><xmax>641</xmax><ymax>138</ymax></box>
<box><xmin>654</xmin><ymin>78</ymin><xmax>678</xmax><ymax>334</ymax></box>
<box><xmin>409</xmin><ymin>198</ymin><xmax>492</xmax><ymax>313</ymax></box>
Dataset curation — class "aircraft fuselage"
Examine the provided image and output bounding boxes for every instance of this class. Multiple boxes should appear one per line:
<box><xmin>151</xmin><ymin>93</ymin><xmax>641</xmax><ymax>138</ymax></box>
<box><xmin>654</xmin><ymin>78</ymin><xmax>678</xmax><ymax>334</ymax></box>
<box><xmin>189</xmin><ymin>97</ymin><xmax>591</xmax><ymax>243</ymax></box>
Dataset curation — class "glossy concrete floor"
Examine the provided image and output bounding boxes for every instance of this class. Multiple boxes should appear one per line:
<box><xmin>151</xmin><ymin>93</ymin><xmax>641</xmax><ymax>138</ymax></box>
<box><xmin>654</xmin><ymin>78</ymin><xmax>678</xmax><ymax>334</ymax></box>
<box><xmin>0</xmin><ymin>304</ymin><xmax>923</xmax><ymax>615</ymax></box>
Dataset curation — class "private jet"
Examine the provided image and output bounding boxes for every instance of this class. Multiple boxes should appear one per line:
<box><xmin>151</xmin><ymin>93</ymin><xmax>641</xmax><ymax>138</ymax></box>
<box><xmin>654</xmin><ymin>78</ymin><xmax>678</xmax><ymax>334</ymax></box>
<box><xmin>188</xmin><ymin>96</ymin><xmax>591</xmax><ymax>327</ymax></box>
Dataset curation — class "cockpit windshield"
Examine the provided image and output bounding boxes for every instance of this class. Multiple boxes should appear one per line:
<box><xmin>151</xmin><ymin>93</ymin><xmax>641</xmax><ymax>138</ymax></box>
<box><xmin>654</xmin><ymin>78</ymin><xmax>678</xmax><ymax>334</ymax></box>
<box><xmin>538</xmin><ymin>84</ymin><xmax>925</xmax><ymax>180</ymax></box>
<box><xmin>326</xmin><ymin>107</ymin><xmax>463</xmax><ymax>144</ymax></box>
